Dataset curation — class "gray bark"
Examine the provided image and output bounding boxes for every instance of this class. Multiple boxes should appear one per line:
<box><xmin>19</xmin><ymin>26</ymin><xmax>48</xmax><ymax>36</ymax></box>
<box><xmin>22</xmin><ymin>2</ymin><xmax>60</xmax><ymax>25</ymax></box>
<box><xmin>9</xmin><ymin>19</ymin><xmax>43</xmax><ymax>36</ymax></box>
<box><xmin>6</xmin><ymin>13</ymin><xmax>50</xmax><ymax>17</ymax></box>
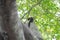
<box><xmin>23</xmin><ymin>23</ymin><xmax>43</xmax><ymax>40</ymax></box>
<box><xmin>0</xmin><ymin>0</ymin><xmax>25</xmax><ymax>40</ymax></box>
<box><xmin>0</xmin><ymin>0</ymin><xmax>43</xmax><ymax>40</ymax></box>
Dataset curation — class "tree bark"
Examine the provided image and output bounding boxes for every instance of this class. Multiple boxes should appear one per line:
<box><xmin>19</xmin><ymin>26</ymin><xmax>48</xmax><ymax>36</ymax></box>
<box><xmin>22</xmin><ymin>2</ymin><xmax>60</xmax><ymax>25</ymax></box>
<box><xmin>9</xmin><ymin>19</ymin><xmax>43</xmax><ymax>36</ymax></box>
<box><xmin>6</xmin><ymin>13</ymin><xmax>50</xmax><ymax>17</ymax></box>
<box><xmin>0</xmin><ymin>0</ymin><xmax>43</xmax><ymax>40</ymax></box>
<box><xmin>0</xmin><ymin>0</ymin><xmax>25</xmax><ymax>40</ymax></box>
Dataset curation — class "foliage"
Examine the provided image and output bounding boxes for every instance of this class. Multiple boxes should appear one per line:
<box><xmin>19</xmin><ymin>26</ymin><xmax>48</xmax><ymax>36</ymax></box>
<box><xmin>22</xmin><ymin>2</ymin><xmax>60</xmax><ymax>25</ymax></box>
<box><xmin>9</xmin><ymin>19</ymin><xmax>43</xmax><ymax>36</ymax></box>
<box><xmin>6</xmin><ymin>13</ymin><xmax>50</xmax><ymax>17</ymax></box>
<box><xmin>16</xmin><ymin>0</ymin><xmax>60</xmax><ymax>40</ymax></box>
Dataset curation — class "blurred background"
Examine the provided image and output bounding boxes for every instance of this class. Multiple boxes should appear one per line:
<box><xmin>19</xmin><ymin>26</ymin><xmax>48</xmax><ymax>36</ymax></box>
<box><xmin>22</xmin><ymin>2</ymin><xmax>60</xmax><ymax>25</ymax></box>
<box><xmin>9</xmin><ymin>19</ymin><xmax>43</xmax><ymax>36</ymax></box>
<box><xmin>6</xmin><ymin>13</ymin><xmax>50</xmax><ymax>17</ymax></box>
<box><xmin>16</xmin><ymin>0</ymin><xmax>60</xmax><ymax>40</ymax></box>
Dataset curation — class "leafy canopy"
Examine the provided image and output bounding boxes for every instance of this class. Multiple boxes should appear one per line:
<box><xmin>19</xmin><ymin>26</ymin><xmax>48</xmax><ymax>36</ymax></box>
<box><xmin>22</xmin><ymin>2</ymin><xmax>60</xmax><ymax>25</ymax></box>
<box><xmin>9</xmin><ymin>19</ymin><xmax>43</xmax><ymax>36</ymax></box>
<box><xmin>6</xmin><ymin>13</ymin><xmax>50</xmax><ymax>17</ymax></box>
<box><xmin>16</xmin><ymin>0</ymin><xmax>60</xmax><ymax>40</ymax></box>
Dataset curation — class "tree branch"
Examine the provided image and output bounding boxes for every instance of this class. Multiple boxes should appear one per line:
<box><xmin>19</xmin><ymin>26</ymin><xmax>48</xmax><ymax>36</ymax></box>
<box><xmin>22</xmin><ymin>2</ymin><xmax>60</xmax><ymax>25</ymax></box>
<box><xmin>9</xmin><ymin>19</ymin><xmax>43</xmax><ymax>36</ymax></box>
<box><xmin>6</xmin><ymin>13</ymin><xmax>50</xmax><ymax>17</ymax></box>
<box><xmin>21</xmin><ymin>0</ymin><xmax>42</xmax><ymax>19</ymax></box>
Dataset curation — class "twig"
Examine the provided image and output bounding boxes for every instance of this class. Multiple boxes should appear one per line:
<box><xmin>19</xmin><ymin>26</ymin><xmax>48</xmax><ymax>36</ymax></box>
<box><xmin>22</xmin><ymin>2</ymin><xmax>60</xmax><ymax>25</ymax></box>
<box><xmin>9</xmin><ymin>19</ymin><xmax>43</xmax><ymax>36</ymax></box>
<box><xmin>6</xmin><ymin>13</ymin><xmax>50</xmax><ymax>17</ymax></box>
<box><xmin>21</xmin><ymin>0</ymin><xmax>42</xmax><ymax>19</ymax></box>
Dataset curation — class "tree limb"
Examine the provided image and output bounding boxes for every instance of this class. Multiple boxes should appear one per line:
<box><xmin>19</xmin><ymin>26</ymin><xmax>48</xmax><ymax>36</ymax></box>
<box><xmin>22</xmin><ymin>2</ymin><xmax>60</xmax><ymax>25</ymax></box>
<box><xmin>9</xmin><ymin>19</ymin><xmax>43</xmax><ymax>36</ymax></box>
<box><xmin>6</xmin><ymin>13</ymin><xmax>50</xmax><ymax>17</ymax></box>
<box><xmin>21</xmin><ymin>0</ymin><xmax>42</xmax><ymax>19</ymax></box>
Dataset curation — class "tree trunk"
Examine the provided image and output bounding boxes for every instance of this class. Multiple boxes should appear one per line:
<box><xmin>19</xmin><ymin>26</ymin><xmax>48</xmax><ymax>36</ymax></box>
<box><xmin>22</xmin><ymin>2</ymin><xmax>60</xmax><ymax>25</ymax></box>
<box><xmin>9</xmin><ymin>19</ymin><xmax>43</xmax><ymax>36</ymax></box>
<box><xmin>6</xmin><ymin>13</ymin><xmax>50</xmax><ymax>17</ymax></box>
<box><xmin>0</xmin><ymin>0</ymin><xmax>43</xmax><ymax>40</ymax></box>
<box><xmin>0</xmin><ymin>0</ymin><xmax>25</xmax><ymax>40</ymax></box>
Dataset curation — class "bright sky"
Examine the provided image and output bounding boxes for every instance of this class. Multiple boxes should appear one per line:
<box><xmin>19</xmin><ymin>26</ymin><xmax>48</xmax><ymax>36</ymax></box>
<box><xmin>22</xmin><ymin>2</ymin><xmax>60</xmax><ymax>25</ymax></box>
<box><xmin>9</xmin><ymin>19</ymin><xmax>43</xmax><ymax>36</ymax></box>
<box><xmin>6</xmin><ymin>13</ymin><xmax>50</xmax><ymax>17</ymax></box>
<box><xmin>54</xmin><ymin>0</ymin><xmax>60</xmax><ymax>17</ymax></box>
